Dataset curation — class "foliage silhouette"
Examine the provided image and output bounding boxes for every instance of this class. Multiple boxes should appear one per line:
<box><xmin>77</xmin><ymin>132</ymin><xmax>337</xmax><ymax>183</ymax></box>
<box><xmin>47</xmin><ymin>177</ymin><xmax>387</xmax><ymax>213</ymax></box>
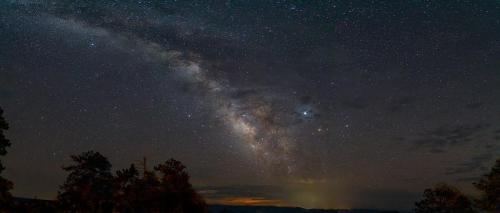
<box><xmin>113</xmin><ymin>164</ymin><xmax>141</xmax><ymax>212</ymax></box>
<box><xmin>113</xmin><ymin>164</ymin><xmax>163</xmax><ymax>212</ymax></box>
<box><xmin>57</xmin><ymin>151</ymin><xmax>114</xmax><ymax>213</ymax></box>
<box><xmin>0</xmin><ymin>106</ymin><xmax>13</xmax><ymax>211</ymax></box>
<box><xmin>414</xmin><ymin>183</ymin><xmax>475</xmax><ymax>213</ymax></box>
<box><xmin>473</xmin><ymin>158</ymin><xmax>500</xmax><ymax>211</ymax></box>
<box><xmin>56</xmin><ymin>151</ymin><xmax>207</xmax><ymax>213</ymax></box>
<box><xmin>154</xmin><ymin>159</ymin><xmax>208</xmax><ymax>213</ymax></box>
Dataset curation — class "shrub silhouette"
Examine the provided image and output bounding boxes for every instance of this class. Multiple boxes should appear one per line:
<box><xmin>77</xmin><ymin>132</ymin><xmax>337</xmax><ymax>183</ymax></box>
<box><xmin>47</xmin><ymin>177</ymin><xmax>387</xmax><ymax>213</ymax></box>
<box><xmin>414</xmin><ymin>183</ymin><xmax>475</xmax><ymax>213</ymax></box>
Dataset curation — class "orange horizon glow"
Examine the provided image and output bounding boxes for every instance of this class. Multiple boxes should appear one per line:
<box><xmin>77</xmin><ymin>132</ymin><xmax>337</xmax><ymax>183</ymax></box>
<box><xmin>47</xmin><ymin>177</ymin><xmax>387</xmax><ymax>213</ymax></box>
<box><xmin>207</xmin><ymin>197</ymin><xmax>284</xmax><ymax>206</ymax></box>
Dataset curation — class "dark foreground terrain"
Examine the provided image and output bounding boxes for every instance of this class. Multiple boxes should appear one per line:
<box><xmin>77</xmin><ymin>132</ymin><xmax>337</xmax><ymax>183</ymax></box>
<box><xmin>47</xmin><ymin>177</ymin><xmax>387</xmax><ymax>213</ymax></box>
<box><xmin>14</xmin><ymin>197</ymin><xmax>402</xmax><ymax>213</ymax></box>
<box><xmin>210</xmin><ymin>205</ymin><xmax>402</xmax><ymax>213</ymax></box>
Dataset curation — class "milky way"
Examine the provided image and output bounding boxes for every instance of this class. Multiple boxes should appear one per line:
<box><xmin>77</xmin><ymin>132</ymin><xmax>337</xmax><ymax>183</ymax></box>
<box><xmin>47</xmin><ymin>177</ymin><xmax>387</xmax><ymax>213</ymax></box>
<box><xmin>46</xmin><ymin>15</ymin><xmax>310</xmax><ymax>177</ymax></box>
<box><xmin>1</xmin><ymin>0</ymin><xmax>500</xmax><ymax>210</ymax></box>
<box><xmin>153</xmin><ymin>43</ymin><xmax>302</xmax><ymax>175</ymax></box>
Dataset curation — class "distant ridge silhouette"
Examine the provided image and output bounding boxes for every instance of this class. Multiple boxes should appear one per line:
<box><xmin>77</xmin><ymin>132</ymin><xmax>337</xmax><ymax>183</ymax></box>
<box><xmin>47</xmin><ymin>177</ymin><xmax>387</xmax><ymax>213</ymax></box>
<box><xmin>12</xmin><ymin>198</ymin><xmax>404</xmax><ymax>213</ymax></box>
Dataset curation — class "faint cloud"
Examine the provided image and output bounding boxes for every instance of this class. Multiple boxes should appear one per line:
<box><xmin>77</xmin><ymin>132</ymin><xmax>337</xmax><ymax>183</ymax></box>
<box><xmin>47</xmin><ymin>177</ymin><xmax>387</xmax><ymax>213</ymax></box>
<box><xmin>0</xmin><ymin>89</ymin><xmax>13</xmax><ymax>100</ymax></box>
<box><xmin>411</xmin><ymin>123</ymin><xmax>490</xmax><ymax>153</ymax></box>
<box><xmin>445</xmin><ymin>153</ymin><xmax>493</xmax><ymax>176</ymax></box>
<box><xmin>292</xmin><ymin>178</ymin><xmax>327</xmax><ymax>185</ymax></box>
<box><xmin>465</xmin><ymin>101</ymin><xmax>484</xmax><ymax>110</ymax></box>
<box><xmin>386</xmin><ymin>96</ymin><xmax>415</xmax><ymax>113</ymax></box>
<box><xmin>456</xmin><ymin>176</ymin><xmax>481</xmax><ymax>183</ymax></box>
<box><xmin>341</xmin><ymin>97</ymin><xmax>368</xmax><ymax>110</ymax></box>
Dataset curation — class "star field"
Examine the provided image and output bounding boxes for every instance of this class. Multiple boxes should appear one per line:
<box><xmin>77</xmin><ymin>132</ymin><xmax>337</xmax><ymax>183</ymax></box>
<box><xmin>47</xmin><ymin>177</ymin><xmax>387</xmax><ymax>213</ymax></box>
<box><xmin>1</xmin><ymin>0</ymin><xmax>500</xmax><ymax>210</ymax></box>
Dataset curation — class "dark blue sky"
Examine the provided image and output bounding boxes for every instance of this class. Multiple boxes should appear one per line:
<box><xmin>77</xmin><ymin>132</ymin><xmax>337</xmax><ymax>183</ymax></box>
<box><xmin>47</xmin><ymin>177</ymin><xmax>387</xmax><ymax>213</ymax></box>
<box><xmin>1</xmin><ymin>0</ymin><xmax>500</xmax><ymax>210</ymax></box>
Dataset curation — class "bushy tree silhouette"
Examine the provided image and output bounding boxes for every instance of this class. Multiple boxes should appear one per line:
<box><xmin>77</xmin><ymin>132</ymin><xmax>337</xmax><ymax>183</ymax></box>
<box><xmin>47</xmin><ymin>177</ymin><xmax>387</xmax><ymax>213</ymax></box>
<box><xmin>415</xmin><ymin>183</ymin><xmax>475</xmax><ymax>213</ymax></box>
<box><xmin>0</xmin><ymin>107</ymin><xmax>13</xmax><ymax>210</ymax></box>
<box><xmin>112</xmin><ymin>164</ymin><xmax>163</xmax><ymax>213</ymax></box>
<box><xmin>155</xmin><ymin>159</ymin><xmax>191</xmax><ymax>193</ymax></box>
<box><xmin>57</xmin><ymin>151</ymin><xmax>114</xmax><ymax>213</ymax></box>
<box><xmin>154</xmin><ymin>159</ymin><xmax>208</xmax><ymax>213</ymax></box>
<box><xmin>473</xmin><ymin>158</ymin><xmax>500</xmax><ymax>211</ymax></box>
<box><xmin>57</xmin><ymin>152</ymin><xmax>207</xmax><ymax>212</ymax></box>
<box><xmin>135</xmin><ymin>170</ymin><xmax>164</xmax><ymax>212</ymax></box>
<box><xmin>113</xmin><ymin>164</ymin><xmax>140</xmax><ymax>212</ymax></box>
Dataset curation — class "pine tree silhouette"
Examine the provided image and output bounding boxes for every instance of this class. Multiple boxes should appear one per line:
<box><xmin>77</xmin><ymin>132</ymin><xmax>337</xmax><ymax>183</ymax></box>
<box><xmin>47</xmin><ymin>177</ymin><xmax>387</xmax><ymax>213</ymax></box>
<box><xmin>57</xmin><ymin>151</ymin><xmax>114</xmax><ymax>213</ymax></box>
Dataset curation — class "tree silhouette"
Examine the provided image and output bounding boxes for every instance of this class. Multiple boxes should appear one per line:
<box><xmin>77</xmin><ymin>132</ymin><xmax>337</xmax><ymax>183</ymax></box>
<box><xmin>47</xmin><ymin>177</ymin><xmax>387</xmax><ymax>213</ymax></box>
<box><xmin>0</xmin><ymin>107</ymin><xmax>13</xmax><ymax>210</ymax></box>
<box><xmin>473</xmin><ymin>158</ymin><xmax>500</xmax><ymax>211</ymax></box>
<box><xmin>155</xmin><ymin>159</ymin><xmax>191</xmax><ymax>192</ymax></box>
<box><xmin>57</xmin><ymin>151</ymin><xmax>114</xmax><ymax>213</ymax></box>
<box><xmin>415</xmin><ymin>183</ymin><xmax>476</xmax><ymax>213</ymax></box>
<box><xmin>154</xmin><ymin>158</ymin><xmax>208</xmax><ymax>213</ymax></box>
<box><xmin>134</xmin><ymin>170</ymin><xmax>164</xmax><ymax>212</ymax></box>
<box><xmin>112</xmin><ymin>164</ymin><xmax>163</xmax><ymax>213</ymax></box>
<box><xmin>47</xmin><ymin>150</ymin><xmax>208</xmax><ymax>212</ymax></box>
<box><xmin>113</xmin><ymin>164</ymin><xmax>140</xmax><ymax>213</ymax></box>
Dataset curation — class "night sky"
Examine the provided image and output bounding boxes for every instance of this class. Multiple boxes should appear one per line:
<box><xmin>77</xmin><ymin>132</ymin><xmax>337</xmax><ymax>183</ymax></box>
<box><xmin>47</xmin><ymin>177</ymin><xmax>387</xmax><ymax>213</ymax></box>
<box><xmin>1</xmin><ymin>0</ymin><xmax>500</xmax><ymax>210</ymax></box>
